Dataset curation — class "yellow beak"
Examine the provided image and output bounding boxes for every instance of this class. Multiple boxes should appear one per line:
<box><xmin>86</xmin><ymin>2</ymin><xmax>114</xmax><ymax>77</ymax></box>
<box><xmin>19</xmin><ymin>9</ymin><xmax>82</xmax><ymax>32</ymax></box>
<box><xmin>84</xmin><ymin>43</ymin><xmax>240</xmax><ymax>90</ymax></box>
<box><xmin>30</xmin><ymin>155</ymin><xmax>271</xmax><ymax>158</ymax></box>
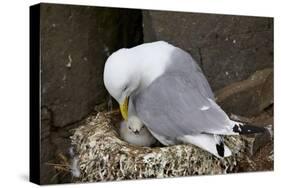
<box><xmin>120</xmin><ymin>97</ymin><xmax>129</xmax><ymax>121</ymax></box>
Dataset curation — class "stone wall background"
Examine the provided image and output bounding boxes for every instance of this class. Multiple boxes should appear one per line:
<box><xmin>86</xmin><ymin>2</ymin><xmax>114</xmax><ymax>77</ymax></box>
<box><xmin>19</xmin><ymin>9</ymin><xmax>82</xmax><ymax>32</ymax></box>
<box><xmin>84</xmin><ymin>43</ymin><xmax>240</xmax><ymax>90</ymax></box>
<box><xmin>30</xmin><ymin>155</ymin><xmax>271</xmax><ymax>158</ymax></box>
<box><xmin>38</xmin><ymin>3</ymin><xmax>273</xmax><ymax>184</ymax></box>
<box><xmin>143</xmin><ymin>10</ymin><xmax>273</xmax><ymax>91</ymax></box>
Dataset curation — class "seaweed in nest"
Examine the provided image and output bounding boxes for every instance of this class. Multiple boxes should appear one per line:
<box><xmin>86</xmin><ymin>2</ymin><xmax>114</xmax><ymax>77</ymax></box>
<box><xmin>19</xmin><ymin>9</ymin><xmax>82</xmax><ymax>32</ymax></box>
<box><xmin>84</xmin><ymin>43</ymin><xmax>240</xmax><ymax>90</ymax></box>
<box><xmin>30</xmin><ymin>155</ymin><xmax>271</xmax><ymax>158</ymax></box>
<box><xmin>67</xmin><ymin>109</ymin><xmax>272</xmax><ymax>182</ymax></box>
<box><xmin>47</xmin><ymin>105</ymin><xmax>272</xmax><ymax>183</ymax></box>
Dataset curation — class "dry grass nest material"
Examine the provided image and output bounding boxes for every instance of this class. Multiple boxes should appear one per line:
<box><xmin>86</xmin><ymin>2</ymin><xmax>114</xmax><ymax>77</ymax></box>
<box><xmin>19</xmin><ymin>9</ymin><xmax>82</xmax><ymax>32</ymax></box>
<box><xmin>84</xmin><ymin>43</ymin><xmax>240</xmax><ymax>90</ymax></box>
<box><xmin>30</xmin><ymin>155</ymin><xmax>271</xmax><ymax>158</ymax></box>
<box><xmin>68</xmin><ymin>110</ymin><xmax>271</xmax><ymax>182</ymax></box>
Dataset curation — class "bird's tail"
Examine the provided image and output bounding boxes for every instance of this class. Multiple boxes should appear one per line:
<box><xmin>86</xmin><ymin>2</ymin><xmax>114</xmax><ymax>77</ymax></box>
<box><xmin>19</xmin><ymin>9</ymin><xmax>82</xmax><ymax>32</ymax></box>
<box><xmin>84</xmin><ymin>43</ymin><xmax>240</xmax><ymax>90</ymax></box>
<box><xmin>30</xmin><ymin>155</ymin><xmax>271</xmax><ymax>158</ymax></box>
<box><xmin>178</xmin><ymin>134</ymin><xmax>231</xmax><ymax>158</ymax></box>
<box><xmin>231</xmin><ymin>120</ymin><xmax>267</xmax><ymax>135</ymax></box>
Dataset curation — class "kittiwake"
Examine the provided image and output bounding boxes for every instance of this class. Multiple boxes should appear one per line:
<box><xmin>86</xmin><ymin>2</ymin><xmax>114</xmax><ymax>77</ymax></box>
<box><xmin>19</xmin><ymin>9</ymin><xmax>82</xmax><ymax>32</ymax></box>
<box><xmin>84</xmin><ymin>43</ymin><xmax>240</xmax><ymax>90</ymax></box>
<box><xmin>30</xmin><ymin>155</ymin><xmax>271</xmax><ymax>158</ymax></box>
<box><xmin>103</xmin><ymin>41</ymin><xmax>266</xmax><ymax>158</ymax></box>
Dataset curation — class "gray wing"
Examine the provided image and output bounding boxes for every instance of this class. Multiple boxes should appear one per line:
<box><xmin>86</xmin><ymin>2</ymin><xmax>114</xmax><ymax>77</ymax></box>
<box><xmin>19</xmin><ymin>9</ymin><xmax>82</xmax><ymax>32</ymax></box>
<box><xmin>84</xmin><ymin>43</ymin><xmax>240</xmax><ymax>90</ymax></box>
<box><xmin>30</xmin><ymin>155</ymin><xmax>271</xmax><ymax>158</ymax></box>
<box><xmin>168</xmin><ymin>47</ymin><xmax>215</xmax><ymax>100</ymax></box>
<box><xmin>133</xmin><ymin>72</ymin><xmax>231</xmax><ymax>138</ymax></box>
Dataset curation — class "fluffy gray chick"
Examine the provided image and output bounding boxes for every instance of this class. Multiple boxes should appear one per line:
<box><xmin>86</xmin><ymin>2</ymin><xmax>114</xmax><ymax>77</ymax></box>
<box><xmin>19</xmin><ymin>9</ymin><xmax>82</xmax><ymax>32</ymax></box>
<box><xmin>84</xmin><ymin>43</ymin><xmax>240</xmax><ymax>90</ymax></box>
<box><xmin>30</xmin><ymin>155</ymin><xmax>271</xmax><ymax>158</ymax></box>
<box><xmin>119</xmin><ymin>116</ymin><xmax>157</xmax><ymax>147</ymax></box>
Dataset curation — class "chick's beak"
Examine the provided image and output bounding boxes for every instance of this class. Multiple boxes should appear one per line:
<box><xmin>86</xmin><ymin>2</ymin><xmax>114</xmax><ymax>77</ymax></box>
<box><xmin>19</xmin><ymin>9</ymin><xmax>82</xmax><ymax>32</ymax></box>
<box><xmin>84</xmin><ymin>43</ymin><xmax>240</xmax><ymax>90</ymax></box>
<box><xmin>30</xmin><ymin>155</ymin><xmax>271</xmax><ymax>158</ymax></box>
<box><xmin>120</xmin><ymin>97</ymin><xmax>129</xmax><ymax>121</ymax></box>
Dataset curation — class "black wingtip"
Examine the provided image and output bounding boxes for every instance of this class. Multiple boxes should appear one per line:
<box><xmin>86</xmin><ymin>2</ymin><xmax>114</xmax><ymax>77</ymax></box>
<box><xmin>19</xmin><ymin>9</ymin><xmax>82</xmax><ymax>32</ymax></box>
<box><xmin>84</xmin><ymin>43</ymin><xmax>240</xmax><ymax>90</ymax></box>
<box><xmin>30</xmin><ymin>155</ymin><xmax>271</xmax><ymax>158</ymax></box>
<box><xmin>216</xmin><ymin>142</ymin><xmax>225</xmax><ymax>157</ymax></box>
<box><xmin>233</xmin><ymin>123</ymin><xmax>266</xmax><ymax>134</ymax></box>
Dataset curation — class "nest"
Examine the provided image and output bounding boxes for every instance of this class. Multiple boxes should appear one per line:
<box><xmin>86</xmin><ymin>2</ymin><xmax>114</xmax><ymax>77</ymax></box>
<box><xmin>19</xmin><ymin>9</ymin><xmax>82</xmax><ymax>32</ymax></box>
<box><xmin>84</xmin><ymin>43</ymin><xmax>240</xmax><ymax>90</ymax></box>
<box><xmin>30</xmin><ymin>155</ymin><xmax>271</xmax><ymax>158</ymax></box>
<box><xmin>69</xmin><ymin>110</ymin><xmax>266</xmax><ymax>182</ymax></box>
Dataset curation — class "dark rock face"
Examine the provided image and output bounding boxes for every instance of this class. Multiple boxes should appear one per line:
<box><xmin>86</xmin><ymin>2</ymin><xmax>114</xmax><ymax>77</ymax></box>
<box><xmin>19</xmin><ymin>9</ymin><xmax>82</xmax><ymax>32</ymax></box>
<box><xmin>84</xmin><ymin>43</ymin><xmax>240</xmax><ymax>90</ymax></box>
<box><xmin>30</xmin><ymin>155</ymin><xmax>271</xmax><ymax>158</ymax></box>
<box><xmin>39</xmin><ymin>3</ymin><xmax>143</xmax><ymax>184</ymax></box>
<box><xmin>40</xmin><ymin>107</ymin><xmax>58</xmax><ymax>184</ymax></box>
<box><xmin>215</xmin><ymin>68</ymin><xmax>273</xmax><ymax>116</ymax></box>
<box><xmin>41</xmin><ymin>4</ymin><xmax>142</xmax><ymax>127</ymax></box>
<box><xmin>143</xmin><ymin>10</ymin><xmax>273</xmax><ymax>91</ymax></box>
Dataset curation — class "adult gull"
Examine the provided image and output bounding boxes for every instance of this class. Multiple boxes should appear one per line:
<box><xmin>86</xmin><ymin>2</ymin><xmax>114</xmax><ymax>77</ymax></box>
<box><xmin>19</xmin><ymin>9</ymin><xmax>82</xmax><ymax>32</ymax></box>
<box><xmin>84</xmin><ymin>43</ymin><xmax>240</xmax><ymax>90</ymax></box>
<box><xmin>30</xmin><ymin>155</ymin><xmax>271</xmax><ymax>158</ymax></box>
<box><xmin>103</xmin><ymin>41</ymin><xmax>265</xmax><ymax>158</ymax></box>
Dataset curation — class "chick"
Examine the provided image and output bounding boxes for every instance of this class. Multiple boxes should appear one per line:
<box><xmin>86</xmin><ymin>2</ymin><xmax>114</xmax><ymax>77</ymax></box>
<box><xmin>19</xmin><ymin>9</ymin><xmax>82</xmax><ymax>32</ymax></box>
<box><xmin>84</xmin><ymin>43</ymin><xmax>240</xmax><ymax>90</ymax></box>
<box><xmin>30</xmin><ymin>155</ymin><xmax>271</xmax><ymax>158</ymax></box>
<box><xmin>119</xmin><ymin>116</ymin><xmax>157</xmax><ymax>147</ymax></box>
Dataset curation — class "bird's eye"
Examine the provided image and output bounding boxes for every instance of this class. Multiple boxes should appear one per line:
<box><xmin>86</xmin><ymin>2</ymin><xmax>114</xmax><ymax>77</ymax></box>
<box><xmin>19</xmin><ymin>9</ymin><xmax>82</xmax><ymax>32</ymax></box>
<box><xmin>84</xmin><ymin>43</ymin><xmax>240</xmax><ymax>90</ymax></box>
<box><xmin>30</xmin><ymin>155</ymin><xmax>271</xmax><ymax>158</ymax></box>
<box><xmin>122</xmin><ymin>85</ymin><xmax>128</xmax><ymax>92</ymax></box>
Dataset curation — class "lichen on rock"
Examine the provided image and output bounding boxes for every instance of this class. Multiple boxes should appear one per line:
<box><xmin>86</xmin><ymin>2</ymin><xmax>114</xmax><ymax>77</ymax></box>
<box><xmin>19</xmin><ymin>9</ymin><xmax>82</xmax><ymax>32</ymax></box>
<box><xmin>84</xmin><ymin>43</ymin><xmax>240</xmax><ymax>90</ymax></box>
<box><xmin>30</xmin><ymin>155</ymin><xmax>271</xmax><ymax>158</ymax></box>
<box><xmin>70</xmin><ymin>110</ymin><xmax>270</xmax><ymax>182</ymax></box>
